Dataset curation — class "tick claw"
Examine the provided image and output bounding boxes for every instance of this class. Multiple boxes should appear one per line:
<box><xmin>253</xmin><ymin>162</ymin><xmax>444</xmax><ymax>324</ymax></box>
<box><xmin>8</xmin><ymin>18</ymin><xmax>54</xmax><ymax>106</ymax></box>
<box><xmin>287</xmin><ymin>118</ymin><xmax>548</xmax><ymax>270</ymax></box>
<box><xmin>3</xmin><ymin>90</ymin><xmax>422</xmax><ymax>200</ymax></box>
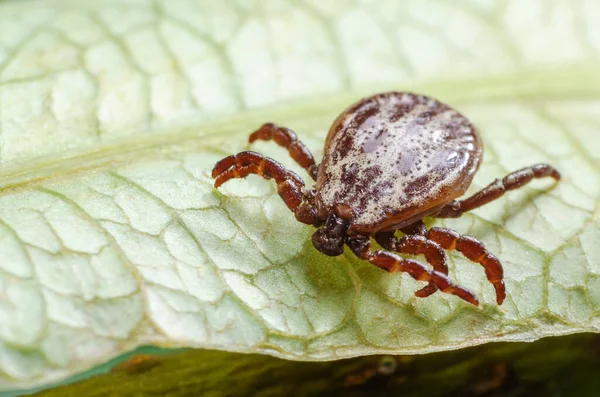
<box><xmin>495</xmin><ymin>281</ymin><xmax>506</xmax><ymax>305</ymax></box>
<box><xmin>414</xmin><ymin>282</ymin><xmax>437</xmax><ymax>298</ymax></box>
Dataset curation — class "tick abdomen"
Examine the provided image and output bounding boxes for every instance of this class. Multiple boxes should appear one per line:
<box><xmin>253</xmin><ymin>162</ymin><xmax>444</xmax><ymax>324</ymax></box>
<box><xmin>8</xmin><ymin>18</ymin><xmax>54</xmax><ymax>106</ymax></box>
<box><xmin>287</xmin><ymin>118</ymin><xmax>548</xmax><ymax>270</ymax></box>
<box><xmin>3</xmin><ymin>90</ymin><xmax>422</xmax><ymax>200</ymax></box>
<box><xmin>315</xmin><ymin>92</ymin><xmax>482</xmax><ymax>234</ymax></box>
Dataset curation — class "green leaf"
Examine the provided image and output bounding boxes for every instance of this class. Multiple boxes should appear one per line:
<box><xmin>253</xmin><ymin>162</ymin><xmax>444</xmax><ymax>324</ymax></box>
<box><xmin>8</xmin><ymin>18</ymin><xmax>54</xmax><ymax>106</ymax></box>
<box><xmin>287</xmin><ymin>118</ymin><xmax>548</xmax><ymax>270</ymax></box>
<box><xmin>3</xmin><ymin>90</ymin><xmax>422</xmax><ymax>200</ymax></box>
<box><xmin>0</xmin><ymin>0</ymin><xmax>599</xmax><ymax>391</ymax></box>
<box><xmin>29</xmin><ymin>334</ymin><xmax>600</xmax><ymax>397</ymax></box>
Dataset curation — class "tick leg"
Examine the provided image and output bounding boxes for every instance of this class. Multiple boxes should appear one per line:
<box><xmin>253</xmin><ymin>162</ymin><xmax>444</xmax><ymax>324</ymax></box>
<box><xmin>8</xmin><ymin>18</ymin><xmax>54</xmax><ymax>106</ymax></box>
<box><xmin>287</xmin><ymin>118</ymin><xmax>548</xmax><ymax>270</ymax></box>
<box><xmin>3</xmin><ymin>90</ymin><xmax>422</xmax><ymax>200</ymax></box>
<box><xmin>399</xmin><ymin>221</ymin><xmax>428</xmax><ymax>236</ymax></box>
<box><xmin>212</xmin><ymin>151</ymin><xmax>319</xmax><ymax>225</ymax></box>
<box><xmin>425</xmin><ymin>227</ymin><xmax>505</xmax><ymax>305</ymax></box>
<box><xmin>399</xmin><ymin>220</ymin><xmax>505</xmax><ymax>305</ymax></box>
<box><xmin>436</xmin><ymin>164</ymin><xmax>561</xmax><ymax>218</ymax></box>
<box><xmin>375</xmin><ymin>232</ymin><xmax>448</xmax><ymax>298</ymax></box>
<box><xmin>249</xmin><ymin>123</ymin><xmax>319</xmax><ymax>180</ymax></box>
<box><xmin>347</xmin><ymin>236</ymin><xmax>479</xmax><ymax>306</ymax></box>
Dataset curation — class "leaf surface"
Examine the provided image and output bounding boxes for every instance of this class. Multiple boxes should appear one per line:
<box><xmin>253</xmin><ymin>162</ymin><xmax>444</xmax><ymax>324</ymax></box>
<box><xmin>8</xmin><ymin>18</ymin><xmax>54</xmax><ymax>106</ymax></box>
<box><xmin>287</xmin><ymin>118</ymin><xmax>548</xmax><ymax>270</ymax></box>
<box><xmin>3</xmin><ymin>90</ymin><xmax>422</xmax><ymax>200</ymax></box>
<box><xmin>1</xmin><ymin>0</ymin><xmax>600</xmax><ymax>390</ymax></box>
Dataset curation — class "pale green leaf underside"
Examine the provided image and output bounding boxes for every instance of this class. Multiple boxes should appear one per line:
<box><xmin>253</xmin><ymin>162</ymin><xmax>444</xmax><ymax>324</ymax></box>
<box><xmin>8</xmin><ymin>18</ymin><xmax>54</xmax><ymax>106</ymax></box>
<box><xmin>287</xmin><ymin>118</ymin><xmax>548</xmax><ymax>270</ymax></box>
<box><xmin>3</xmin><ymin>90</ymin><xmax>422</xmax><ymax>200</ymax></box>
<box><xmin>1</xmin><ymin>0</ymin><xmax>600</xmax><ymax>390</ymax></box>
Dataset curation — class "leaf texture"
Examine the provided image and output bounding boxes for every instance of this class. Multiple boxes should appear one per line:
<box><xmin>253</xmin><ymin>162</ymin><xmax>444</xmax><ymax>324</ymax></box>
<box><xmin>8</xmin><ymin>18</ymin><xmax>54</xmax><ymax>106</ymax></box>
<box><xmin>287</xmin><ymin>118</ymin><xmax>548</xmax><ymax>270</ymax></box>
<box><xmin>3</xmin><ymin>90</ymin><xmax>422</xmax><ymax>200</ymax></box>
<box><xmin>0</xmin><ymin>0</ymin><xmax>600</xmax><ymax>390</ymax></box>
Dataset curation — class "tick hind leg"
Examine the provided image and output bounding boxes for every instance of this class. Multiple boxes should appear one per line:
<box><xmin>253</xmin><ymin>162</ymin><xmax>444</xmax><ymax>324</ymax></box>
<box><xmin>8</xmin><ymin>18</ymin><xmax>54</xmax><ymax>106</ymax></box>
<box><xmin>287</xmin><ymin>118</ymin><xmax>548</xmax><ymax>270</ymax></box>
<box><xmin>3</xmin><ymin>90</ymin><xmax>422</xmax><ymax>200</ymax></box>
<box><xmin>249</xmin><ymin>123</ymin><xmax>319</xmax><ymax>180</ymax></box>
<box><xmin>435</xmin><ymin>164</ymin><xmax>561</xmax><ymax>218</ymax></box>
<box><xmin>400</xmin><ymin>221</ymin><xmax>505</xmax><ymax>305</ymax></box>
<box><xmin>212</xmin><ymin>151</ymin><xmax>318</xmax><ymax>225</ymax></box>
<box><xmin>426</xmin><ymin>227</ymin><xmax>505</xmax><ymax>305</ymax></box>
<box><xmin>347</xmin><ymin>236</ymin><xmax>479</xmax><ymax>306</ymax></box>
<box><xmin>375</xmin><ymin>232</ymin><xmax>448</xmax><ymax>298</ymax></box>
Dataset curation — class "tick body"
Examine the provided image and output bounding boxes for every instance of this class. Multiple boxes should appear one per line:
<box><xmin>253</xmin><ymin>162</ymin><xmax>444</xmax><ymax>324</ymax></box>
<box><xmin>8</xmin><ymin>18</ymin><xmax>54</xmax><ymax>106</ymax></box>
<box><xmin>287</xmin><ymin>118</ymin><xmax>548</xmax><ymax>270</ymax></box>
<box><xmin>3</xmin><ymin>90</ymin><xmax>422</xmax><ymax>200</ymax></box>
<box><xmin>212</xmin><ymin>92</ymin><xmax>561</xmax><ymax>306</ymax></box>
<box><xmin>316</xmin><ymin>93</ymin><xmax>481</xmax><ymax>234</ymax></box>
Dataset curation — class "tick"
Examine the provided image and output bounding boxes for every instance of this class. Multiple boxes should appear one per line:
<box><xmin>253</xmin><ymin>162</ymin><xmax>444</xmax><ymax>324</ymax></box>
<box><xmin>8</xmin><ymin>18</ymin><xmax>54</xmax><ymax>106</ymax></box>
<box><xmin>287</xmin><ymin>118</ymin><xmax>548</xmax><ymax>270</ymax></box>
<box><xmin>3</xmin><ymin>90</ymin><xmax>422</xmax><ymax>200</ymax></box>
<box><xmin>212</xmin><ymin>92</ymin><xmax>560</xmax><ymax>306</ymax></box>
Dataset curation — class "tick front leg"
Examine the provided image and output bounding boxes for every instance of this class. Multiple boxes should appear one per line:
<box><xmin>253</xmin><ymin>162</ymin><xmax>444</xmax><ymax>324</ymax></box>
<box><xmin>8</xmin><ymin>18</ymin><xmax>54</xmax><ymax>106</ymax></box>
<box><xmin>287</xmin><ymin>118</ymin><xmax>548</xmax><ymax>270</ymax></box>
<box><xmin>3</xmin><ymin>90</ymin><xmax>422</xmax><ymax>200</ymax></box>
<box><xmin>375</xmin><ymin>232</ymin><xmax>448</xmax><ymax>298</ymax></box>
<box><xmin>249</xmin><ymin>123</ymin><xmax>319</xmax><ymax>180</ymax></box>
<box><xmin>425</xmin><ymin>227</ymin><xmax>505</xmax><ymax>305</ymax></box>
<box><xmin>436</xmin><ymin>164</ymin><xmax>560</xmax><ymax>218</ymax></box>
<box><xmin>347</xmin><ymin>236</ymin><xmax>479</xmax><ymax>306</ymax></box>
<box><xmin>212</xmin><ymin>151</ymin><xmax>319</xmax><ymax>225</ymax></box>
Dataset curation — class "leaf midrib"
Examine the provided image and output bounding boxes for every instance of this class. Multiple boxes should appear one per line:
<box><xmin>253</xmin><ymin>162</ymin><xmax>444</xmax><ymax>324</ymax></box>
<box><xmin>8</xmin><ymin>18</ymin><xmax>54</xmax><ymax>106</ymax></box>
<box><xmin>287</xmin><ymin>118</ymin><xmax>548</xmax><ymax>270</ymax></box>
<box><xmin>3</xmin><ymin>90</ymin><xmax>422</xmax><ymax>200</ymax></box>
<box><xmin>1</xmin><ymin>64</ymin><xmax>599</xmax><ymax>193</ymax></box>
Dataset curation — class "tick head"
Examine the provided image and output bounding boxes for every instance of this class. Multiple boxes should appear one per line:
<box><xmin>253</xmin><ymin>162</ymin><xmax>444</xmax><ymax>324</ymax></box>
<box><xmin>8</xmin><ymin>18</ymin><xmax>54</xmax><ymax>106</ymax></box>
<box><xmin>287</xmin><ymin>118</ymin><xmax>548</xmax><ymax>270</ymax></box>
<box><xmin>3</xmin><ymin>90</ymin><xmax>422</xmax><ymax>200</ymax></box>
<box><xmin>311</xmin><ymin>227</ymin><xmax>345</xmax><ymax>256</ymax></box>
<box><xmin>311</xmin><ymin>212</ymin><xmax>350</xmax><ymax>256</ymax></box>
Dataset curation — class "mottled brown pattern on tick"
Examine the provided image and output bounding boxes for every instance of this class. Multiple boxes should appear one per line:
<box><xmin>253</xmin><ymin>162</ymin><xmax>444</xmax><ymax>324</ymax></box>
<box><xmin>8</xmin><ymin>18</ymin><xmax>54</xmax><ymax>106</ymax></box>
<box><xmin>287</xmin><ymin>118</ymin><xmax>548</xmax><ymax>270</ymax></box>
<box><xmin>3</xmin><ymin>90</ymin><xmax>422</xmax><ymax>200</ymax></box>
<box><xmin>316</xmin><ymin>93</ymin><xmax>482</xmax><ymax>234</ymax></box>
